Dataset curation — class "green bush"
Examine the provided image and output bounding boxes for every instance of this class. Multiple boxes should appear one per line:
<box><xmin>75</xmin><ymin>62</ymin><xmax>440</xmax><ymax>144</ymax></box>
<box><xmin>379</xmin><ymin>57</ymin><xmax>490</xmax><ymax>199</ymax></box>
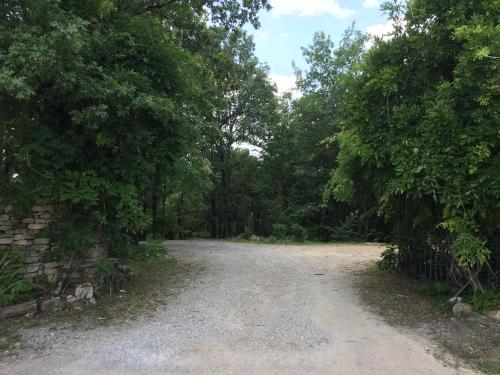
<box><xmin>139</xmin><ymin>236</ymin><xmax>168</xmax><ymax>261</ymax></box>
<box><xmin>329</xmin><ymin>214</ymin><xmax>360</xmax><ymax>242</ymax></box>
<box><xmin>469</xmin><ymin>291</ymin><xmax>500</xmax><ymax>313</ymax></box>
<box><xmin>0</xmin><ymin>252</ymin><xmax>35</xmax><ymax>306</ymax></box>
<box><xmin>376</xmin><ymin>245</ymin><xmax>400</xmax><ymax>272</ymax></box>
<box><xmin>272</xmin><ymin>223</ymin><xmax>288</xmax><ymax>240</ymax></box>
<box><xmin>416</xmin><ymin>281</ymin><xmax>455</xmax><ymax>297</ymax></box>
<box><xmin>289</xmin><ymin>224</ymin><xmax>307</xmax><ymax>242</ymax></box>
<box><xmin>91</xmin><ymin>259</ymin><xmax>125</xmax><ymax>295</ymax></box>
<box><xmin>242</xmin><ymin>226</ymin><xmax>253</xmax><ymax>240</ymax></box>
<box><xmin>192</xmin><ymin>231</ymin><xmax>211</xmax><ymax>239</ymax></box>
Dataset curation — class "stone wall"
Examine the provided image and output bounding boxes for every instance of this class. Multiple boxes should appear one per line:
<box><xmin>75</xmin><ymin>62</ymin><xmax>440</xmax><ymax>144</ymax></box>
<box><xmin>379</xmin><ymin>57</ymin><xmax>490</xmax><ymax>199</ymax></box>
<box><xmin>0</xmin><ymin>204</ymin><xmax>107</xmax><ymax>283</ymax></box>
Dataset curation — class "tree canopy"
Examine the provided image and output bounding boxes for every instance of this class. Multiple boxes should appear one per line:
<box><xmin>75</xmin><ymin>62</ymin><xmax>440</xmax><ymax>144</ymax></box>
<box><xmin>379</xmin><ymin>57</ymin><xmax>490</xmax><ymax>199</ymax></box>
<box><xmin>1</xmin><ymin>0</ymin><xmax>499</xmax><ymax>294</ymax></box>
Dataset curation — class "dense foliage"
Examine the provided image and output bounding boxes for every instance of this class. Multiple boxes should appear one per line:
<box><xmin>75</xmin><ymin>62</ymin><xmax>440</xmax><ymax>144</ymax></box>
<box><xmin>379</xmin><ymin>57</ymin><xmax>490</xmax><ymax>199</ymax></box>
<box><xmin>327</xmin><ymin>0</ymin><xmax>500</xmax><ymax>290</ymax></box>
<box><xmin>1</xmin><ymin>0</ymin><xmax>498</xmax><ymax>297</ymax></box>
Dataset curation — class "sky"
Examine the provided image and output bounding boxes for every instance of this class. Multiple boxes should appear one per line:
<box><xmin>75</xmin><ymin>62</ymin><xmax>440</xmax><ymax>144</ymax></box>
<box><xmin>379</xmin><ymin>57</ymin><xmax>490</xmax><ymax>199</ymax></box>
<box><xmin>247</xmin><ymin>0</ymin><xmax>395</xmax><ymax>95</ymax></box>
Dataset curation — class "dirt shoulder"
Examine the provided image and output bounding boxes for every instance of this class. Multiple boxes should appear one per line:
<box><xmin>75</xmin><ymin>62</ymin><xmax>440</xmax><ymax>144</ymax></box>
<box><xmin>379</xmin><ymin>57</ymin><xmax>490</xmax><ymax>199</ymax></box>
<box><xmin>354</xmin><ymin>265</ymin><xmax>500</xmax><ymax>374</ymax></box>
<box><xmin>0</xmin><ymin>255</ymin><xmax>195</xmax><ymax>359</ymax></box>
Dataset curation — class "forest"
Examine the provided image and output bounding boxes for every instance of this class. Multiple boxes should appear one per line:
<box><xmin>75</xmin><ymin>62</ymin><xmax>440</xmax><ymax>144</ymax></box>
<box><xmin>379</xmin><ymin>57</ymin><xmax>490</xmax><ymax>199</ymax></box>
<box><xmin>1</xmin><ymin>0</ymin><xmax>499</xmax><ymax>304</ymax></box>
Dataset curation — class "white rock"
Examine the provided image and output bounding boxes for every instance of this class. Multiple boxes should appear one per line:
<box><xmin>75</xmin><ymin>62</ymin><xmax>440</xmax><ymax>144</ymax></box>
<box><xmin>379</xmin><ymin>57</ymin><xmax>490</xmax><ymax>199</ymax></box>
<box><xmin>75</xmin><ymin>282</ymin><xmax>93</xmax><ymax>301</ymax></box>
<box><xmin>453</xmin><ymin>303</ymin><xmax>473</xmax><ymax>318</ymax></box>
<box><xmin>489</xmin><ymin>310</ymin><xmax>500</xmax><ymax>322</ymax></box>
<box><xmin>448</xmin><ymin>296</ymin><xmax>462</xmax><ymax>304</ymax></box>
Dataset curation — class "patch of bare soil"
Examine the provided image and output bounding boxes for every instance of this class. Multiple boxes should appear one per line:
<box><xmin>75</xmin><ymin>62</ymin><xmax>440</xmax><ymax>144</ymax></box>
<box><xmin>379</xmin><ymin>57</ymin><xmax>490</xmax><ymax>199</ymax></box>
<box><xmin>354</xmin><ymin>265</ymin><xmax>500</xmax><ymax>374</ymax></box>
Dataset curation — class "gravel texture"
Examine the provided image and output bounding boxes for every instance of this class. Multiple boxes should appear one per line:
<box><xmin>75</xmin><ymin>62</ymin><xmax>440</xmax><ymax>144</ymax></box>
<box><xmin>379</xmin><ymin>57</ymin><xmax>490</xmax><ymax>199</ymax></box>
<box><xmin>0</xmin><ymin>240</ymin><xmax>476</xmax><ymax>374</ymax></box>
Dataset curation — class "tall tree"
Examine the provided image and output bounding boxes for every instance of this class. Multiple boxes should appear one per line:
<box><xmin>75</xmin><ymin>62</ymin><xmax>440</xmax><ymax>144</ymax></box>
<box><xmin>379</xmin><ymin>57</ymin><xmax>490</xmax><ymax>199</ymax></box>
<box><xmin>205</xmin><ymin>30</ymin><xmax>278</xmax><ymax>238</ymax></box>
<box><xmin>327</xmin><ymin>0</ymin><xmax>500</xmax><ymax>288</ymax></box>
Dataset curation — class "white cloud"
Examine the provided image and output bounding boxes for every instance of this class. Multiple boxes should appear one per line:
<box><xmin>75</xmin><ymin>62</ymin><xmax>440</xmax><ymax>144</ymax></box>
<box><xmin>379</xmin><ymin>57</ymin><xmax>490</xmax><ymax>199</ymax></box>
<box><xmin>365</xmin><ymin>21</ymin><xmax>395</xmax><ymax>48</ymax></box>
<box><xmin>270</xmin><ymin>0</ymin><xmax>354</xmax><ymax>19</ymax></box>
<box><xmin>268</xmin><ymin>74</ymin><xmax>300</xmax><ymax>98</ymax></box>
<box><xmin>363</xmin><ymin>0</ymin><xmax>380</xmax><ymax>8</ymax></box>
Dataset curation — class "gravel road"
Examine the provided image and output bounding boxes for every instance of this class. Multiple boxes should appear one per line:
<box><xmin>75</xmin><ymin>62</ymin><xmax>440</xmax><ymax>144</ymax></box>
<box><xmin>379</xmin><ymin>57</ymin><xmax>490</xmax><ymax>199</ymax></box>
<box><xmin>1</xmin><ymin>240</ymin><xmax>475</xmax><ymax>374</ymax></box>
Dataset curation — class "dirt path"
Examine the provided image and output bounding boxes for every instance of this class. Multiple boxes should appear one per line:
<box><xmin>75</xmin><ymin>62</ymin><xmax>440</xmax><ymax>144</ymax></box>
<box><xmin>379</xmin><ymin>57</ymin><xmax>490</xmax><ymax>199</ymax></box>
<box><xmin>0</xmin><ymin>240</ymin><xmax>476</xmax><ymax>374</ymax></box>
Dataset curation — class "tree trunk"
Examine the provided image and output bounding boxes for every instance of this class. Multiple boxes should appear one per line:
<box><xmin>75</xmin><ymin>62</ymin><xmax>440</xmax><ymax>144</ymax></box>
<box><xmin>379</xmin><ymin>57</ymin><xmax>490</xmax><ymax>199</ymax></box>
<box><xmin>210</xmin><ymin>194</ymin><xmax>217</xmax><ymax>238</ymax></box>
<box><xmin>151</xmin><ymin>164</ymin><xmax>161</xmax><ymax>235</ymax></box>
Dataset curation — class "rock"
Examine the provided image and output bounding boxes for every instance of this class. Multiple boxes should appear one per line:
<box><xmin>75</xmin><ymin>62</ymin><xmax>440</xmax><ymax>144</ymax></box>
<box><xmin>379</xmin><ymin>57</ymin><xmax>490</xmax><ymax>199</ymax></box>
<box><xmin>42</xmin><ymin>297</ymin><xmax>63</xmax><ymax>312</ymax></box>
<box><xmin>33</xmin><ymin>238</ymin><xmax>50</xmax><ymax>245</ymax></box>
<box><xmin>453</xmin><ymin>303</ymin><xmax>473</xmax><ymax>318</ymax></box>
<box><xmin>118</xmin><ymin>264</ymin><xmax>133</xmax><ymax>275</ymax></box>
<box><xmin>75</xmin><ymin>282</ymin><xmax>93</xmax><ymax>301</ymax></box>
<box><xmin>489</xmin><ymin>310</ymin><xmax>500</xmax><ymax>322</ymax></box>
<box><xmin>13</xmin><ymin>239</ymin><xmax>30</xmax><ymax>246</ymax></box>
<box><xmin>66</xmin><ymin>295</ymin><xmax>78</xmax><ymax>303</ymax></box>
<box><xmin>0</xmin><ymin>238</ymin><xmax>13</xmax><ymax>245</ymax></box>
<box><xmin>0</xmin><ymin>300</ymin><xmax>37</xmax><ymax>319</ymax></box>
<box><xmin>27</xmin><ymin>223</ymin><xmax>46</xmax><ymax>230</ymax></box>
<box><xmin>72</xmin><ymin>301</ymin><xmax>84</xmax><ymax>310</ymax></box>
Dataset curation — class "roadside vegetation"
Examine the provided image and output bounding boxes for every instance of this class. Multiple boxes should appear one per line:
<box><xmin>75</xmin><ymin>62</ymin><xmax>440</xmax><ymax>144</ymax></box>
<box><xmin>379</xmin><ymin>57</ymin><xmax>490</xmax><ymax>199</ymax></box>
<box><xmin>0</xmin><ymin>243</ymin><xmax>192</xmax><ymax>357</ymax></box>
<box><xmin>356</xmin><ymin>266</ymin><xmax>500</xmax><ymax>374</ymax></box>
<box><xmin>0</xmin><ymin>0</ymin><xmax>499</xmax><ymax>363</ymax></box>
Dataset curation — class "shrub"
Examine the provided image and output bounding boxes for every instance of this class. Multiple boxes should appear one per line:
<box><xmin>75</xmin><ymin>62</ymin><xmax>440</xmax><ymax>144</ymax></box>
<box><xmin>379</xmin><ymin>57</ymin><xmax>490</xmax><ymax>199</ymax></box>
<box><xmin>376</xmin><ymin>245</ymin><xmax>400</xmax><ymax>272</ymax></box>
<box><xmin>0</xmin><ymin>252</ymin><xmax>35</xmax><ymax>306</ymax></box>
<box><xmin>242</xmin><ymin>226</ymin><xmax>253</xmax><ymax>240</ymax></box>
<box><xmin>469</xmin><ymin>290</ymin><xmax>500</xmax><ymax>313</ymax></box>
<box><xmin>329</xmin><ymin>214</ymin><xmax>360</xmax><ymax>242</ymax></box>
<box><xmin>272</xmin><ymin>223</ymin><xmax>288</xmax><ymax>240</ymax></box>
<box><xmin>137</xmin><ymin>236</ymin><xmax>167</xmax><ymax>262</ymax></box>
<box><xmin>192</xmin><ymin>231</ymin><xmax>211</xmax><ymax>239</ymax></box>
<box><xmin>289</xmin><ymin>224</ymin><xmax>307</xmax><ymax>242</ymax></box>
<box><xmin>91</xmin><ymin>259</ymin><xmax>126</xmax><ymax>296</ymax></box>
<box><xmin>416</xmin><ymin>281</ymin><xmax>455</xmax><ymax>297</ymax></box>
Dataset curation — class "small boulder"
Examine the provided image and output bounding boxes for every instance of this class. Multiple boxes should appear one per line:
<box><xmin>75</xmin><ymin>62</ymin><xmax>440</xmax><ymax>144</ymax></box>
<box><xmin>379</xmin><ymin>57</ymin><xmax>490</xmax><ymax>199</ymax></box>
<box><xmin>75</xmin><ymin>282</ymin><xmax>93</xmax><ymax>301</ymax></box>
<box><xmin>453</xmin><ymin>303</ymin><xmax>473</xmax><ymax>318</ymax></box>
<box><xmin>448</xmin><ymin>296</ymin><xmax>462</xmax><ymax>304</ymax></box>
<box><xmin>489</xmin><ymin>310</ymin><xmax>500</xmax><ymax>322</ymax></box>
<box><xmin>42</xmin><ymin>297</ymin><xmax>63</xmax><ymax>312</ymax></box>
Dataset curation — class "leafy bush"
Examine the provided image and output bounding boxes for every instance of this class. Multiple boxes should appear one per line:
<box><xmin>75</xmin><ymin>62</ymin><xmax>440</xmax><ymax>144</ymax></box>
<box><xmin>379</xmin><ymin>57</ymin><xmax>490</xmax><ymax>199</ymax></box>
<box><xmin>91</xmin><ymin>259</ymin><xmax>125</xmax><ymax>296</ymax></box>
<box><xmin>377</xmin><ymin>245</ymin><xmax>400</xmax><ymax>272</ymax></box>
<box><xmin>289</xmin><ymin>224</ymin><xmax>307</xmax><ymax>242</ymax></box>
<box><xmin>469</xmin><ymin>291</ymin><xmax>500</xmax><ymax>313</ymax></box>
<box><xmin>46</xmin><ymin>221</ymin><xmax>96</xmax><ymax>261</ymax></box>
<box><xmin>192</xmin><ymin>231</ymin><xmax>211</xmax><ymax>239</ymax></box>
<box><xmin>416</xmin><ymin>281</ymin><xmax>455</xmax><ymax>297</ymax></box>
<box><xmin>266</xmin><ymin>235</ymin><xmax>278</xmax><ymax>243</ymax></box>
<box><xmin>0</xmin><ymin>252</ymin><xmax>35</xmax><ymax>306</ymax></box>
<box><xmin>242</xmin><ymin>226</ymin><xmax>253</xmax><ymax>240</ymax></box>
<box><xmin>139</xmin><ymin>236</ymin><xmax>167</xmax><ymax>261</ymax></box>
<box><xmin>272</xmin><ymin>224</ymin><xmax>288</xmax><ymax>240</ymax></box>
<box><xmin>329</xmin><ymin>214</ymin><xmax>360</xmax><ymax>242</ymax></box>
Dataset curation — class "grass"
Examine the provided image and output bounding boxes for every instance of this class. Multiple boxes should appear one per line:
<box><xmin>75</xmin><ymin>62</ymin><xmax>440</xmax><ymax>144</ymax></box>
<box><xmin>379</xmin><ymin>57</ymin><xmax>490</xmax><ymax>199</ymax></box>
<box><xmin>355</xmin><ymin>264</ymin><xmax>500</xmax><ymax>374</ymax></box>
<box><xmin>0</xmin><ymin>255</ymin><xmax>193</xmax><ymax>358</ymax></box>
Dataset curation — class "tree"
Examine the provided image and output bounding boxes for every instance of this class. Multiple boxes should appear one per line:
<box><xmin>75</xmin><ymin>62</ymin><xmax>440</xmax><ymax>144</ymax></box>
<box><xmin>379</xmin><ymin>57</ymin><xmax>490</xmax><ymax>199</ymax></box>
<box><xmin>204</xmin><ymin>30</ymin><xmax>278</xmax><ymax>238</ymax></box>
<box><xmin>0</xmin><ymin>0</ymin><xmax>273</xmax><ymax>245</ymax></box>
<box><xmin>327</xmin><ymin>0</ymin><xmax>500</xmax><ymax>289</ymax></box>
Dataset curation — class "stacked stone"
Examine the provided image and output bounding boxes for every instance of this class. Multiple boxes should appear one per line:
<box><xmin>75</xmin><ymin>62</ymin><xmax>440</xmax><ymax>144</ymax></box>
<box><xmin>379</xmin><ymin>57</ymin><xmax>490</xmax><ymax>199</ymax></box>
<box><xmin>0</xmin><ymin>204</ymin><xmax>59</xmax><ymax>281</ymax></box>
<box><xmin>67</xmin><ymin>241</ymin><xmax>109</xmax><ymax>283</ymax></box>
<box><xmin>0</xmin><ymin>203</ymin><xmax>109</xmax><ymax>286</ymax></box>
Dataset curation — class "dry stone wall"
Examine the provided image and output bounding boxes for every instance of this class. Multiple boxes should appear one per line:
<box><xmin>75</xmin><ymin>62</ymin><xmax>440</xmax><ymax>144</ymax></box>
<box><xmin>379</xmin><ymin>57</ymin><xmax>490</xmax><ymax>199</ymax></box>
<box><xmin>0</xmin><ymin>203</ymin><xmax>107</xmax><ymax>283</ymax></box>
